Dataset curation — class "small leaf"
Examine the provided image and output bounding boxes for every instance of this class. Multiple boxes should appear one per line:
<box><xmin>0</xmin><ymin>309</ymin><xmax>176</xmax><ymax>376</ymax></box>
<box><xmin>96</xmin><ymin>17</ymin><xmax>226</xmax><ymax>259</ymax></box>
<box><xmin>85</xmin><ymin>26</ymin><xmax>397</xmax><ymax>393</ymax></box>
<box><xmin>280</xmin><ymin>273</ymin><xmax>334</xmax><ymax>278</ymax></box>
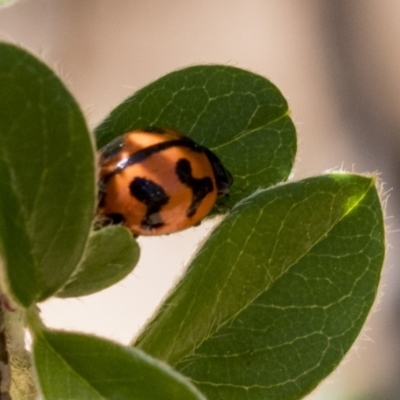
<box><xmin>57</xmin><ymin>226</ymin><xmax>140</xmax><ymax>298</ymax></box>
<box><xmin>95</xmin><ymin>65</ymin><xmax>296</xmax><ymax>207</ymax></box>
<box><xmin>134</xmin><ymin>174</ymin><xmax>384</xmax><ymax>399</ymax></box>
<box><xmin>0</xmin><ymin>43</ymin><xmax>95</xmax><ymax>306</ymax></box>
<box><xmin>32</xmin><ymin>328</ymin><xmax>206</xmax><ymax>400</ymax></box>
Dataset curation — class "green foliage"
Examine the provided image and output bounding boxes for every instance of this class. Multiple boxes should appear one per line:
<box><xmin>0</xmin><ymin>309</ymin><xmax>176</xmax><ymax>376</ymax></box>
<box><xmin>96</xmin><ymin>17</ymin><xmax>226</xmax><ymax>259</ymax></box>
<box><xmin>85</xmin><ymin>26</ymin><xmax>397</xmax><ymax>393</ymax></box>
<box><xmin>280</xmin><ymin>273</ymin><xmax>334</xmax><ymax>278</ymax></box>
<box><xmin>57</xmin><ymin>226</ymin><xmax>140</xmax><ymax>298</ymax></box>
<box><xmin>31</xmin><ymin>324</ymin><xmax>206</xmax><ymax>400</ymax></box>
<box><xmin>0</xmin><ymin>43</ymin><xmax>96</xmax><ymax>306</ymax></box>
<box><xmin>0</xmin><ymin>43</ymin><xmax>385</xmax><ymax>399</ymax></box>
<box><xmin>95</xmin><ymin>65</ymin><xmax>296</xmax><ymax>208</ymax></box>
<box><xmin>135</xmin><ymin>174</ymin><xmax>383</xmax><ymax>399</ymax></box>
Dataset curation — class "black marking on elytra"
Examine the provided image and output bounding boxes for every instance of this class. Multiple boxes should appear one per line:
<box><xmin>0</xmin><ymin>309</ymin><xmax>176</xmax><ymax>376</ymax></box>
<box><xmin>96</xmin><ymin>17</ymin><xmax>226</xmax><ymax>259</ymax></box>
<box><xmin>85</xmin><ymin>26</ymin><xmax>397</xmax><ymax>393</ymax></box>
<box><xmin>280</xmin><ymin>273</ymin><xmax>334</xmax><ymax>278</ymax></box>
<box><xmin>202</xmin><ymin>147</ymin><xmax>233</xmax><ymax>196</ymax></box>
<box><xmin>101</xmin><ymin>137</ymin><xmax>203</xmax><ymax>185</ymax></box>
<box><xmin>129</xmin><ymin>177</ymin><xmax>170</xmax><ymax>230</ymax></box>
<box><xmin>175</xmin><ymin>158</ymin><xmax>213</xmax><ymax>217</ymax></box>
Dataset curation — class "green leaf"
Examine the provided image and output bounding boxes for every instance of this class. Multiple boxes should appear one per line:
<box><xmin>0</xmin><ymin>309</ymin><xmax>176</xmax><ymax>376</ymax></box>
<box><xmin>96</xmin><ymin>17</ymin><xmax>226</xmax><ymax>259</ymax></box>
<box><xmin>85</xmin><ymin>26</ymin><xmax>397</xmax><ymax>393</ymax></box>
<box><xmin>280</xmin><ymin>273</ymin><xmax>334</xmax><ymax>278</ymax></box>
<box><xmin>0</xmin><ymin>43</ymin><xmax>95</xmax><ymax>306</ymax></box>
<box><xmin>95</xmin><ymin>65</ymin><xmax>296</xmax><ymax>207</ymax></box>
<box><xmin>57</xmin><ymin>226</ymin><xmax>140</xmax><ymax>298</ymax></box>
<box><xmin>32</xmin><ymin>328</ymin><xmax>206</xmax><ymax>400</ymax></box>
<box><xmin>134</xmin><ymin>174</ymin><xmax>384</xmax><ymax>399</ymax></box>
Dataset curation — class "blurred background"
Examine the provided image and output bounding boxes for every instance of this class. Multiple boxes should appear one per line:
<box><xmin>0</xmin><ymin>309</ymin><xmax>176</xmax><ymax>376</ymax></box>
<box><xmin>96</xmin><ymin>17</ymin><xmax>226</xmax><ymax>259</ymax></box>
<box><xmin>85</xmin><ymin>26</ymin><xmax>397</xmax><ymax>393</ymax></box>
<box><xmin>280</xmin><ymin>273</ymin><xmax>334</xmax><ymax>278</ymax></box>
<box><xmin>1</xmin><ymin>1</ymin><xmax>399</xmax><ymax>398</ymax></box>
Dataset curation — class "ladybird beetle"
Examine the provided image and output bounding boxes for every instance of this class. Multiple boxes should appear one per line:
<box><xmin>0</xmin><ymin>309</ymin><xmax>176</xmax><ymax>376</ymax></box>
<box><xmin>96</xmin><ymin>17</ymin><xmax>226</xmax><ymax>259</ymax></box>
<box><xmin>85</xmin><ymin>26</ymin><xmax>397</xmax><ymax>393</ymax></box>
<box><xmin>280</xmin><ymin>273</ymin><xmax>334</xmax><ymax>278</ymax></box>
<box><xmin>97</xmin><ymin>127</ymin><xmax>233</xmax><ymax>236</ymax></box>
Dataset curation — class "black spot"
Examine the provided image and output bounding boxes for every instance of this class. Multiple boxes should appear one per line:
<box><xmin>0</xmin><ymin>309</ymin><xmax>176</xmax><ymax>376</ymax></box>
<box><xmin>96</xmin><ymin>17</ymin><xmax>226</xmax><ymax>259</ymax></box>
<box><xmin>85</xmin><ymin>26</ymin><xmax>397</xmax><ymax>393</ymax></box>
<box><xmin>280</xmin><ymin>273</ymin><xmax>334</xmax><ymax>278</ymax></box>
<box><xmin>129</xmin><ymin>177</ymin><xmax>170</xmax><ymax>230</ymax></box>
<box><xmin>202</xmin><ymin>147</ymin><xmax>233</xmax><ymax>196</ymax></box>
<box><xmin>175</xmin><ymin>158</ymin><xmax>213</xmax><ymax>217</ymax></box>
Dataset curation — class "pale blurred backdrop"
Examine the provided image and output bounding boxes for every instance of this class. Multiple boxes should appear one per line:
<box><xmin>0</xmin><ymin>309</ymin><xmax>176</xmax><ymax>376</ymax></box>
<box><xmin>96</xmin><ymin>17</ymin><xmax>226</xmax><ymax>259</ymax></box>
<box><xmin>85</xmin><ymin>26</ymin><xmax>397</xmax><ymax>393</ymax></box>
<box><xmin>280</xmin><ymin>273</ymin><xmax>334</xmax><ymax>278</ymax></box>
<box><xmin>1</xmin><ymin>1</ymin><xmax>399</xmax><ymax>399</ymax></box>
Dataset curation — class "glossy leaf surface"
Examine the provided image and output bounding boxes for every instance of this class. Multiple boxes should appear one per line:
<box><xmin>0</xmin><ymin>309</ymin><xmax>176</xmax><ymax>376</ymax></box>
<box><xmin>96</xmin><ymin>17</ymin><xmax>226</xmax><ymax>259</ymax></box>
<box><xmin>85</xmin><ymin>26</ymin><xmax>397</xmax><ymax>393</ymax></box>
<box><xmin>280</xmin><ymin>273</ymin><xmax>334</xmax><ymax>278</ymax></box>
<box><xmin>33</xmin><ymin>329</ymin><xmax>206</xmax><ymax>400</ymax></box>
<box><xmin>134</xmin><ymin>174</ymin><xmax>384</xmax><ymax>400</ymax></box>
<box><xmin>57</xmin><ymin>226</ymin><xmax>140</xmax><ymax>298</ymax></box>
<box><xmin>0</xmin><ymin>43</ymin><xmax>95</xmax><ymax>306</ymax></box>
